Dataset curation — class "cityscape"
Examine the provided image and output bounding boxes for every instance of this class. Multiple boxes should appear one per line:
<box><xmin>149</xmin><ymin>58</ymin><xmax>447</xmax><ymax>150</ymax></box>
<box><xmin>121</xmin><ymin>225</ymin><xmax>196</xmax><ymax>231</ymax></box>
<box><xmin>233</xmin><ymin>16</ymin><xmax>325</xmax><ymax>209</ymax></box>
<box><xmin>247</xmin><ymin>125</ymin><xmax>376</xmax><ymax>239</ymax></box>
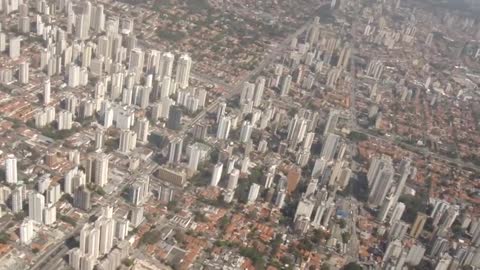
<box><xmin>0</xmin><ymin>0</ymin><xmax>478</xmax><ymax>269</ymax></box>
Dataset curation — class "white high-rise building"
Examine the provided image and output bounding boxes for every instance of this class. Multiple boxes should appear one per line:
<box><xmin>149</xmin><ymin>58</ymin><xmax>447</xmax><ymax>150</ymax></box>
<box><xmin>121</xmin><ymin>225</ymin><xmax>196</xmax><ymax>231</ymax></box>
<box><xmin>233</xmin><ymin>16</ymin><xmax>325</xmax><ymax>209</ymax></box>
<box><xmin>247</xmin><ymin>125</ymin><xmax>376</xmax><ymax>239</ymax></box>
<box><xmin>253</xmin><ymin>77</ymin><xmax>266</xmax><ymax>107</ymax></box>
<box><xmin>95</xmin><ymin>216</ymin><xmax>114</xmax><ymax>255</ymax></box>
<box><xmin>175</xmin><ymin>54</ymin><xmax>192</xmax><ymax>89</ymax></box>
<box><xmin>80</xmin><ymin>223</ymin><xmax>100</xmax><ymax>259</ymax></box>
<box><xmin>368</xmin><ymin>163</ymin><xmax>394</xmax><ymax>207</ymax></box>
<box><xmin>95</xmin><ymin>128</ymin><xmax>104</xmax><ymax>151</ymax></box>
<box><xmin>58</xmin><ymin>110</ymin><xmax>73</xmax><ymax>130</ymax></box>
<box><xmin>18</xmin><ymin>61</ymin><xmax>29</xmax><ymax>84</ymax></box>
<box><xmin>20</xmin><ymin>219</ymin><xmax>34</xmax><ymax>244</ymax></box>
<box><xmin>68</xmin><ymin>64</ymin><xmax>80</xmax><ymax>87</ymax></box>
<box><xmin>11</xmin><ymin>186</ymin><xmax>23</xmax><ymax>213</ymax></box>
<box><xmin>104</xmin><ymin>108</ymin><xmax>113</xmax><ymax>128</ymax></box>
<box><xmin>118</xmin><ymin>129</ymin><xmax>136</xmax><ymax>153</ymax></box>
<box><xmin>247</xmin><ymin>183</ymin><xmax>260</xmax><ymax>204</ymax></box>
<box><xmin>134</xmin><ymin>118</ymin><xmax>150</xmax><ymax>143</ymax></box>
<box><xmin>128</xmin><ymin>48</ymin><xmax>144</xmax><ymax>82</ymax></box>
<box><xmin>168</xmin><ymin>137</ymin><xmax>183</xmax><ymax>164</ymax></box>
<box><xmin>239</xmin><ymin>121</ymin><xmax>253</xmax><ymax>143</ymax></box>
<box><xmin>210</xmin><ymin>163</ymin><xmax>223</xmax><ymax>187</ymax></box>
<box><xmin>280</xmin><ymin>74</ymin><xmax>292</xmax><ymax>96</ymax></box>
<box><xmin>216</xmin><ymin>116</ymin><xmax>231</xmax><ymax>140</ymax></box>
<box><xmin>5</xmin><ymin>154</ymin><xmax>17</xmax><ymax>184</ymax></box>
<box><xmin>43</xmin><ymin>78</ymin><xmax>51</xmax><ymax>105</ymax></box>
<box><xmin>93</xmin><ymin>4</ymin><xmax>105</xmax><ymax>33</ymax></box>
<box><xmin>95</xmin><ymin>153</ymin><xmax>109</xmax><ymax>187</ymax></box>
<box><xmin>75</xmin><ymin>14</ymin><xmax>89</xmax><ymax>40</ymax></box>
<box><xmin>28</xmin><ymin>192</ymin><xmax>45</xmax><ymax>223</ymax></box>
<box><xmin>390</xmin><ymin>202</ymin><xmax>406</xmax><ymax>225</ymax></box>
<box><xmin>43</xmin><ymin>205</ymin><xmax>56</xmax><ymax>225</ymax></box>
<box><xmin>188</xmin><ymin>145</ymin><xmax>201</xmax><ymax>174</ymax></box>
<box><xmin>227</xmin><ymin>169</ymin><xmax>239</xmax><ymax>190</ymax></box>
<box><xmin>9</xmin><ymin>36</ymin><xmax>21</xmax><ymax>60</ymax></box>
<box><xmin>158</xmin><ymin>52</ymin><xmax>175</xmax><ymax>79</ymax></box>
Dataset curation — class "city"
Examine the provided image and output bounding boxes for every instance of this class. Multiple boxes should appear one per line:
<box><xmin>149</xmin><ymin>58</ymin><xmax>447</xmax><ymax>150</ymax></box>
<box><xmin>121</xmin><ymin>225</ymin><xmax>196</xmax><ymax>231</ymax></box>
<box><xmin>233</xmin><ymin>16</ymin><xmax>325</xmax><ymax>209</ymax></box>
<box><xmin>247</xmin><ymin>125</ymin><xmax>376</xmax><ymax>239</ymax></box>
<box><xmin>0</xmin><ymin>0</ymin><xmax>478</xmax><ymax>269</ymax></box>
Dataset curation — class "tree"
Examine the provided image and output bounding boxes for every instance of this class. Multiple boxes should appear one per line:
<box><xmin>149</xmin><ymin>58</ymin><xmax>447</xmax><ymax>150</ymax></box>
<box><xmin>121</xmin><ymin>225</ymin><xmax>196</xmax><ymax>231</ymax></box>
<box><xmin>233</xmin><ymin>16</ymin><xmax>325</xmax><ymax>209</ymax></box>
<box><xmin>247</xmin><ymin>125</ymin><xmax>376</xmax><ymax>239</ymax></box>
<box><xmin>342</xmin><ymin>262</ymin><xmax>362</xmax><ymax>270</ymax></box>
<box><xmin>399</xmin><ymin>195</ymin><xmax>428</xmax><ymax>223</ymax></box>
<box><xmin>338</xmin><ymin>219</ymin><xmax>347</xmax><ymax>229</ymax></box>
<box><xmin>321</xmin><ymin>264</ymin><xmax>331</xmax><ymax>270</ymax></box>
<box><xmin>270</xmin><ymin>234</ymin><xmax>283</xmax><ymax>255</ymax></box>
<box><xmin>347</xmin><ymin>131</ymin><xmax>369</xmax><ymax>142</ymax></box>
<box><xmin>140</xmin><ymin>230</ymin><xmax>162</xmax><ymax>246</ymax></box>
<box><xmin>341</xmin><ymin>232</ymin><xmax>351</xmax><ymax>244</ymax></box>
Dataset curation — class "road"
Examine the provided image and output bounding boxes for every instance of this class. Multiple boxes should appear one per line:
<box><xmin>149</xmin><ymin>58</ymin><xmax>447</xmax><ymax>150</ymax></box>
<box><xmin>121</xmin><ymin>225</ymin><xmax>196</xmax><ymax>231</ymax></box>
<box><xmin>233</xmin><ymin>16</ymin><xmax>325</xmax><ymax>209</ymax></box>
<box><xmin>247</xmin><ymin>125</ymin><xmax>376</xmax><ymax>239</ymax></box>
<box><xmin>347</xmin><ymin>198</ymin><xmax>360</xmax><ymax>261</ymax></box>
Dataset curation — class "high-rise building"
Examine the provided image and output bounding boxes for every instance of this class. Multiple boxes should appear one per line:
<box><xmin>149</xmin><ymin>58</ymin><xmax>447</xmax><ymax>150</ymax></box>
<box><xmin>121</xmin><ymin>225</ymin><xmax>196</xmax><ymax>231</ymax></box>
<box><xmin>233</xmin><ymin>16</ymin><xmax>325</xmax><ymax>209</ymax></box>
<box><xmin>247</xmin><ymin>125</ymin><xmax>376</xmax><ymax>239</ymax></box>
<box><xmin>287</xmin><ymin>115</ymin><xmax>308</xmax><ymax>147</ymax></box>
<box><xmin>247</xmin><ymin>183</ymin><xmax>260</xmax><ymax>204</ymax></box>
<box><xmin>240</xmin><ymin>82</ymin><xmax>255</xmax><ymax>105</ymax></box>
<box><xmin>95</xmin><ymin>128</ymin><xmax>104</xmax><ymax>151</ymax></box>
<box><xmin>43</xmin><ymin>78</ymin><xmax>51</xmax><ymax>105</ymax></box>
<box><xmin>10</xmin><ymin>186</ymin><xmax>23</xmax><ymax>213</ymax></box>
<box><xmin>115</xmin><ymin>219</ymin><xmax>129</xmax><ymax>240</ymax></box>
<box><xmin>18</xmin><ymin>61</ymin><xmax>29</xmax><ymax>84</ymax></box>
<box><xmin>157</xmin><ymin>185</ymin><xmax>174</xmax><ymax>203</ymax></box>
<box><xmin>239</xmin><ymin>121</ymin><xmax>253</xmax><ymax>143</ymax></box>
<box><xmin>168</xmin><ymin>137</ymin><xmax>183</xmax><ymax>164</ymax></box>
<box><xmin>167</xmin><ymin>105</ymin><xmax>182</xmax><ymax>130</ymax></box>
<box><xmin>323</xmin><ymin>110</ymin><xmax>339</xmax><ymax>136</ymax></box>
<box><xmin>19</xmin><ymin>219</ymin><xmax>34</xmax><ymax>244</ymax></box>
<box><xmin>5</xmin><ymin>154</ymin><xmax>17</xmax><ymax>184</ymax></box>
<box><xmin>74</xmin><ymin>186</ymin><xmax>92</xmax><ymax>211</ymax></box>
<box><xmin>392</xmin><ymin>158</ymin><xmax>411</xmax><ymax>206</ymax></box>
<box><xmin>118</xmin><ymin>129</ymin><xmax>136</xmax><ymax>153</ymax></box>
<box><xmin>217</xmin><ymin>116</ymin><xmax>231</xmax><ymax>140</ymax></box>
<box><xmin>227</xmin><ymin>169</ymin><xmax>239</xmax><ymax>190</ymax></box>
<box><xmin>9</xmin><ymin>36</ymin><xmax>21</xmax><ymax>60</ymax></box>
<box><xmin>80</xmin><ymin>223</ymin><xmax>100</xmax><ymax>259</ymax></box>
<box><xmin>75</xmin><ymin>13</ymin><xmax>89</xmax><ymax>40</ymax></box>
<box><xmin>188</xmin><ymin>145</ymin><xmax>201</xmax><ymax>174</ymax></box>
<box><xmin>175</xmin><ymin>54</ymin><xmax>192</xmax><ymax>89</ymax></box>
<box><xmin>405</xmin><ymin>244</ymin><xmax>425</xmax><ymax>266</ymax></box>
<box><xmin>253</xmin><ymin>76</ymin><xmax>266</xmax><ymax>107</ymax></box>
<box><xmin>28</xmin><ymin>192</ymin><xmax>45</xmax><ymax>223</ymax></box>
<box><xmin>337</xmin><ymin>46</ymin><xmax>351</xmax><ymax>69</ymax></box>
<box><xmin>92</xmin><ymin>4</ymin><xmax>105</xmax><ymax>33</ymax></box>
<box><xmin>58</xmin><ymin>110</ymin><xmax>73</xmax><ymax>130</ymax></box>
<box><xmin>68</xmin><ymin>64</ymin><xmax>80</xmax><ymax>88</ymax></box>
<box><xmin>410</xmin><ymin>212</ymin><xmax>428</xmax><ymax>238</ymax></box>
<box><xmin>95</xmin><ymin>215</ymin><xmax>115</xmax><ymax>255</ymax></box>
<box><xmin>210</xmin><ymin>163</ymin><xmax>223</xmax><ymax>187</ymax></box>
<box><xmin>134</xmin><ymin>118</ymin><xmax>149</xmax><ymax>143</ymax></box>
<box><xmin>94</xmin><ymin>153</ymin><xmax>109</xmax><ymax>187</ymax></box>
<box><xmin>128</xmin><ymin>177</ymin><xmax>150</xmax><ymax>206</ymax></box>
<box><xmin>294</xmin><ymin>196</ymin><xmax>315</xmax><ymax>221</ymax></box>
<box><xmin>43</xmin><ymin>205</ymin><xmax>56</xmax><ymax>225</ymax></box>
<box><xmin>158</xmin><ymin>52</ymin><xmax>175</xmax><ymax>79</ymax></box>
<box><xmin>130</xmin><ymin>206</ymin><xmax>144</xmax><ymax>227</ymax></box>
<box><xmin>367</xmin><ymin>155</ymin><xmax>393</xmax><ymax>187</ymax></box>
<box><xmin>389</xmin><ymin>202</ymin><xmax>406</xmax><ymax>225</ymax></box>
<box><xmin>368</xmin><ymin>164</ymin><xmax>394</xmax><ymax>207</ymax></box>
<box><xmin>320</xmin><ymin>133</ymin><xmax>340</xmax><ymax>161</ymax></box>
<box><xmin>280</xmin><ymin>74</ymin><xmax>292</xmax><ymax>96</ymax></box>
